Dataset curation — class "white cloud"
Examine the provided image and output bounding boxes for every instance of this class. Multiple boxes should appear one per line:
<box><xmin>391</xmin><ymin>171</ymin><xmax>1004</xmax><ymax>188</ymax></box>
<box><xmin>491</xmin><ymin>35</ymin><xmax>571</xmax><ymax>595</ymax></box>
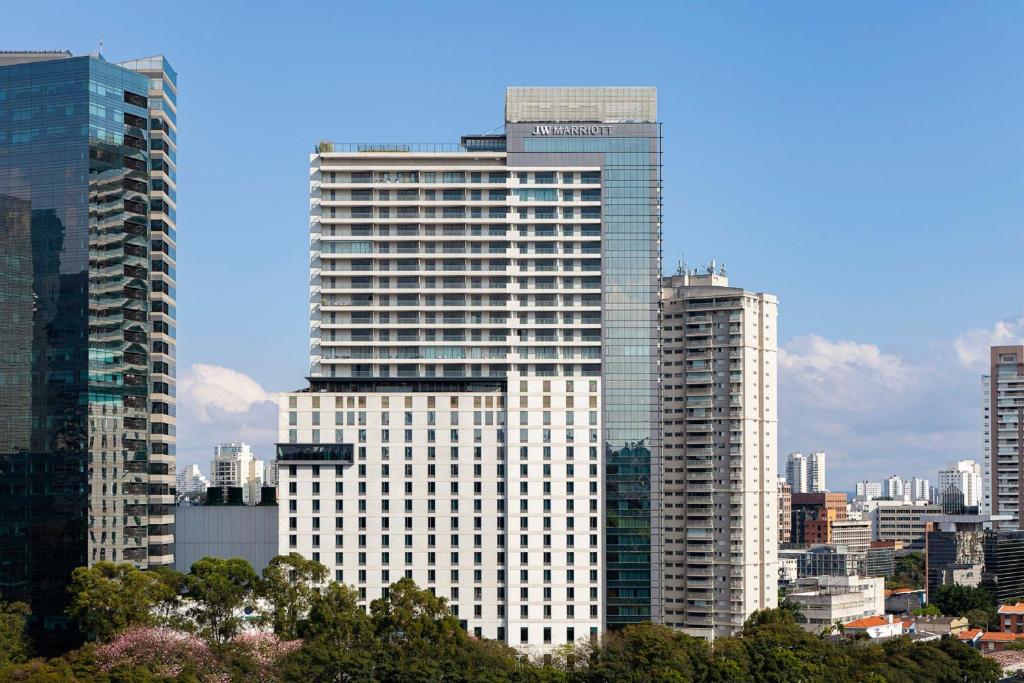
<box><xmin>952</xmin><ymin>314</ymin><xmax>1024</xmax><ymax>370</ymax></box>
<box><xmin>779</xmin><ymin>334</ymin><xmax>916</xmax><ymax>412</ymax></box>
<box><xmin>178</xmin><ymin>363</ymin><xmax>278</xmax><ymax>422</ymax></box>
<box><xmin>176</xmin><ymin>364</ymin><xmax>280</xmax><ymax>474</ymax></box>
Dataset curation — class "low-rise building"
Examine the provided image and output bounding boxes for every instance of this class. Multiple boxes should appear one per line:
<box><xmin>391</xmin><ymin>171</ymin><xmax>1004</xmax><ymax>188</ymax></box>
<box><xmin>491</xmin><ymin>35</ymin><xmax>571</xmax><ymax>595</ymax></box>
<box><xmin>174</xmin><ymin>502</ymin><xmax>279</xmax><ymax>574</ymax></box>
<box><xmin>998</xmin><ymin>603</ymin><xmax>1024</xmax><ymax>634</ymax></box>
<box><xmin>884</xmin><ymin>588</ymin><xmax>925</xmax><ymax>614</ymax></box>
<box><xmin>785</xmin><ymin>575</ymin><xmax>885</xmax><ymax>634</ymax></box>
<box><xmin>912</xmin><ymin>615</ymin><xmax>969</xmax><ymax>636</ymax></box>
<box><xmin>979</xmin><ymin>631</ymin><xmax>1024</xmax><ymax>653</ymax></box>
<box><xmin>844</xmin><ymin>614</ymin><xmax>903</xmax><ymax>639</ymax></box>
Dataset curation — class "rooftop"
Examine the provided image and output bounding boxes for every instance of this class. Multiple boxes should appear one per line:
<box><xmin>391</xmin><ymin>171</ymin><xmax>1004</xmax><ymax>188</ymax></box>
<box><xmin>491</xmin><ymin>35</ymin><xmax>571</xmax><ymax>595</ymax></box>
<box><xmin>0</xmin><ymin>50</ymin><xmax>72</xmax><ymax>66</ymax></box>
<box><xmin>844</xmin><ymin>615</ymin><xmax>894</xmax><ymax>629</ymax></box>
<box><xmin>999</xmin><ymin>603</ymin><xmax>1024</xmax><ymax>614</ymax></box>
<box><xmin>505</xmin><ymin>86</ymin><xmax>657</xmax><ymax>124</ymax></box>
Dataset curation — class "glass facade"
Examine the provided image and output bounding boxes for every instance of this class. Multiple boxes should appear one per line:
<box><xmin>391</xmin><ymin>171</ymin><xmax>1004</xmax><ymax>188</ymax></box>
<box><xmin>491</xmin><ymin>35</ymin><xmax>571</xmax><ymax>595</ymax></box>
<box><xmin>508</xmin><ymin>120</ymin><xmax>663</xmax><ymax>627</ymax></box>
<box><xmin>0</xmin><ymin>54</ymin><xmax>159</xmax><ymax>651</ymax></box>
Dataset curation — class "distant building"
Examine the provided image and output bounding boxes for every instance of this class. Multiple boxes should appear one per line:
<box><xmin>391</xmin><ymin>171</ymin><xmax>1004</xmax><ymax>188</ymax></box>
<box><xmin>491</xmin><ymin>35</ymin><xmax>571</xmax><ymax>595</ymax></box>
<box><xmin>910</xmin><ymin>477</ymin><xmax>930</xmax><ymax>503</ymax></box>
<box><xmin>780</xmin><ymin>545</ymin><xmax>863</xmax><ymax>578</ymax></box>
<box><xmin>884</xmin><ymin>475</ymin><xmax>906</xmax><ymax>501</ymax></box>
<box><xmin>785</xmin><ymin>575</ymin><xmax>885</xmax><ymax>634</ymax></box>
<box><xmin>210</xmin><ymin>442</ymin><xmax>265</xmax><ymax>504</ymax></box>
<box><xmin>786</xmin><ymin>453</ymin><xmax>808</xmax><ymax>494</ymax></box>
<box><xmin>176</xmin><ymin>465</ymin><xmax>210</xmax><ymax>498</ymax></box>
<box><xmin>865</xmin><ymin>542</ymin><xmax>896</xmax><ymax>578</ymax></box>
<box><xmin>808</xmin><ymin>451</ymin><xmax>827</xmax><ymax>493</ymax></box>
<box><xmin>937</xmin><ymin>460</ymin><xmax>982</xmax><ymax>510</ymax></box>
<box><xmin>922</xmin><ymin>512</ymin><xmax>1006</xmax><ymax>599</ymax></box>
<box><xmin>885</xmin><ymin>588</ymin><xmax>926</xmax><ymax>614</ymax></box>
<box><xmin>856</xmin><ymin>481</ymin><xmax>883</xmax><ymax>500</ymax></box>
<box><xmin>779</xmin><ymin>482</ymin><xmax>793</xmax><ymax>544</ymax></box>
<box><xmin>791</xmin><ymin>492</ymin><xmax>847</xmax><ymax>545</ymax></box>
<box><xmin>869</xmin><ymin>503</ymin><xmax>942</xmax><ymax>549</ymax></box>
<box><xmin>982</xmin><ymin>346</ymin><xmax>1024</xmax><ymax>528</ymax></box>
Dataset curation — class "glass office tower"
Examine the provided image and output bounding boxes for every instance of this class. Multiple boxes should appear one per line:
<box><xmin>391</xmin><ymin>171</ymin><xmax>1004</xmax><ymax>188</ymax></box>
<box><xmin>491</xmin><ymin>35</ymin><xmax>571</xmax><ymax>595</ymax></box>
<box><xmin>0</xmin><ymin>51</ymin><xmax>175</xmax><ymax>651</ymax></box>
<box><xmin>506</xmin><ymin>88</ymin><xmax>663</xmax><ymax>626</ymax></box>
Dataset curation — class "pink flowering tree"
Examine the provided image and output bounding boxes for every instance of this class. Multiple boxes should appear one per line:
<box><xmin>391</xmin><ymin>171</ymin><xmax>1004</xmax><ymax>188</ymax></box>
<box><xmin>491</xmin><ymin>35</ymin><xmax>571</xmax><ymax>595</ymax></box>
<box><xmin>226</xmin><ymin>632</ymin><xmax>303</xmax><ymax>683</ymax></box>
<box><xmin>95</xmin><ymin>626</ymin><xmax>223</xmax><ymax>681</ymax></box>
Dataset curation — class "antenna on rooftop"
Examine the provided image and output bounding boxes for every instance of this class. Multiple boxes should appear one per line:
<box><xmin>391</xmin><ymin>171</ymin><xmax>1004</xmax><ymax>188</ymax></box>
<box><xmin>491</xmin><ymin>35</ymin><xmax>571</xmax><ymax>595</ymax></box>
<box><xmin>98</xmin><ymin>36</ymin><xmax>103</xmax><ymax>55</ymax></box>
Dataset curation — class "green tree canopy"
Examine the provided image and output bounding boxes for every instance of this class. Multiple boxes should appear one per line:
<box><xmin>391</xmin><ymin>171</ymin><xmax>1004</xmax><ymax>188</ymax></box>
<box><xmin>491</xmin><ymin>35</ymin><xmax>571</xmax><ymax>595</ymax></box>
<box><xmin>66</xmin><ymin>562</ymin><xmax>181</xmax><ymax>641</ymax></box>
<box><xmin>931</xmin><ymin>584</ymin><xmax>994</xmax><ymax>620</ymax></box>
<box><xmin>259</xmin><ymin>552</ymin><xmax>329</xmax><ymax>639</ymax></box>
<box><xmin>0</xmin><ymin>601</ymin><xmax>31</xmax><ymax>666</ymax></box>
<box><xmin>185</xmin><ymin>557</ymin><xmax>259</xmax><ymax>643</ymax></box>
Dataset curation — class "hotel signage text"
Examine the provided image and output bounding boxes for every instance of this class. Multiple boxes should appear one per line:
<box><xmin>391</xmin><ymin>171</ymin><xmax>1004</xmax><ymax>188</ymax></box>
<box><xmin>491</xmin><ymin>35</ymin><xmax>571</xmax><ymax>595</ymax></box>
<box><xmin>531</xmin><ymin>125</ymin><xmax>613</xmax><ymax>136</ymax></box>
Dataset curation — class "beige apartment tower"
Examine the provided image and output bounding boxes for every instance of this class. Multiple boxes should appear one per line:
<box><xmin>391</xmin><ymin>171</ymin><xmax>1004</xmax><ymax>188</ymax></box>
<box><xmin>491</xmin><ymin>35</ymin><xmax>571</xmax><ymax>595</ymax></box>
<box><xmin>661</xmin><ymin>265</ymin><xmax>778</xmax><ymax>638</ymax></box>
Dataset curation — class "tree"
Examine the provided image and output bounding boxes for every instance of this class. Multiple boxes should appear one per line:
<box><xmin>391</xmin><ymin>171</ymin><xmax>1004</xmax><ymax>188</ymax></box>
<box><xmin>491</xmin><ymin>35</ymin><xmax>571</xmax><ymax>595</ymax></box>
<box><xmin>736</xmin><ymin>608</ymin><xmax>852</xmax><ymax>682</ymax></box>
<box><xmin>259</xmin><ymin>553</ymin><xmax>328</xmax><ymax>639</ymax></box>
<box><xmin>0</xmin><ymin>601</ymin><xmax>31</xmax><ymax>666</ymax></box>
<box><xmin>888</xmin><ymin>552</ymin><xmax>925</xmax><ymax>590</ymax></box>
<box><xmin>185</xmin><ymin>557</ymin><xmax>259</xmax><ymax>643</ymax></box>
<box><xmin>281</xmin><ymin>581</ymin><xmax>378</xmax><ymax>681</ymax></box>
<box><xmin>931</xmin><ymin>584</ymin><xmax>994</xmax><ymax>623</ymax></box>
<box><xmin>577</xmin><ymin>622</ymin><xmax>711</xmax><ymax>682</ymax></box>
<box><xmin>912</xmin><ymin>603</ymin><xmax>942</xmax><ymax>617</ymax></box>
<box><xmin>67</xmin><ymin>562</ymin><xmax>181</xmax><ymax>641</ymax></box>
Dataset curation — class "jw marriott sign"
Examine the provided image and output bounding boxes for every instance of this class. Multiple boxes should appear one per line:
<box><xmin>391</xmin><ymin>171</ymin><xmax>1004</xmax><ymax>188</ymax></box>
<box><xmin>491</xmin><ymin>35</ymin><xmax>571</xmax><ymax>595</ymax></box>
<box><xmin>530</xmin><ymin>124</ymin><xmax>614</xmax><ymax>136</ymax></box>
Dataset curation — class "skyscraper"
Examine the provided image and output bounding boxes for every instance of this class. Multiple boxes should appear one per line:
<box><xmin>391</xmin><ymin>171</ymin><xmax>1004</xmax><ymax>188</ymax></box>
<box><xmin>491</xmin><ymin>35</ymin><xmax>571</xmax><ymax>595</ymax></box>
<box><xmin>786</xmin><ymin>452</ymin><xmax>808</xmax><ymax>493</ymax></box>
<box><xmin>660</xmin><ymin>267</ymin><xmax>779</xmax><ymax>638</ymax></box>
<box><xmin>211</xmin><ymin>442</ymin><xmax>265</xmax><ymax>504</ymax></box>
<box><xmin>855</xmin><ymin>481</ymin><xmax>882</xmax><ymax>500</ymax></box>
<box><xmin>808</xmin><ymin>451</ymin><xmax>826</xmax><ymax>493</ymax></box>
<box><xmin>277</xmin><ymin>87</ymin><xmax>662</xmax><ymax>649</ymax></box>
<box><xmin>983</xmin><ymin>346</ymin><xmax>1024</xmax><ymax>528</ymax></box>
<box><xmin>884</xmin><ymin>474</ymin><xmax>906</xmax><ymax>500</ymax></box>
<box><xmin>0</xmin><ymin>51</ymin><xmax>176</xmax><ymax>650</ymax></box>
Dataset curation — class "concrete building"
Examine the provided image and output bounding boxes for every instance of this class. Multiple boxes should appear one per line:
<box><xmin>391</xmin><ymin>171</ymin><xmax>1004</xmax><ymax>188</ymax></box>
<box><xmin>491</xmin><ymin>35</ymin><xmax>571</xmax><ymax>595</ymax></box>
<box><xmin>884</xmin><ymin>475</ymin><xmax>907</xmax><ymax>501</ymax></box>
<box><xmin>937</xmin><ymin>460</ymin><xmax>983</xmax><ymax>511</ymax></box>
<box><xmin>786</xmin><ymin>453</ymin><xmax>808</xmax><ymax>494</ymax></box>
<box><xmin>661</xmin><ymin>267</ymin><xmax>778</xmax><ymax>638</ymax></box>
<box><xmin>911</xmin><ymin>477</ymin><xmax>931</xmax><ymax>503</ymax></box>
<box><xmin>174</xmin><ymin>503</ymin><xmax>278</xmax><ymax>574</ymax></box>
<box><xmin>856</xmin><ymin>481</ymin><xmax>883</xmax><ymax>500</ymax></box>
<box><xmin>278</xmin><ymin>87</ymin><xmax>663</xmax><ymax>650</ymax></box>
<box><xmin>808</xmin><ymin>451</ymin><xmax>826</xmax><ymax>493</ymax></box>
<box><xmin>211</xmin><ymin>442</ymin><xmax>265</xmax><ymax>504</ymax></box>
<box><xmin>785</xmin><ymin>575</ymin><xmax>885</xmax><ymax>634</ymax></box>
<box><xmin>176</xmin><ymin>464</ymin><xmax>210</xmax><ymax>497</ymax></box>
<box><xmin>982</xmin><ymin>346</ymin><xmax>1024</xmax><ymax>528</ymax></box>
<box><xmin>0</xmin><ymin>51</ymin><xmax>176</xmax><ymax>650</ymax></box>
<box><xmin>779</xmin><ymin>482</ymin><xmax>793</xmax><ymax>544</ymax></box>
<box><xmin>869</xmin><ymin>503</ymin><xmax>942</xmax><ymax>550</ymax></box>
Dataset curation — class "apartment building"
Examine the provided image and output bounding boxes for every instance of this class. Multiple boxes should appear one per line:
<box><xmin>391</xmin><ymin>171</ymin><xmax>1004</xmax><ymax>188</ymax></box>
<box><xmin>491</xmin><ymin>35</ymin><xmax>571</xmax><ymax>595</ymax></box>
<box><xmin>937</xmin><ymin>460</ymin><xmax>983</xmax><ymax>510</ymax></box>
<box><xmin>277</xmin><ymin>87</ymin><xmax>662</xmax><ymax>650</ymax></box>
<box><xmin>211</xmin><ymin>442</ymin><xmax>266</xmax><ymax>504</ymax></box>
<box><xmin>661</xmin><ymin>267</ymin><xmax>778</xmax><ymax>638</ymax></box>
<box><xmin>983</xmin><ymin>346</ymin><xmax>1024</xmax><ymax>528</ymax></box>
<box><xmin>786</xmin><ymin>453</ymin><xmax>808</xmax><ymax>493</ymax></box>
<box><xmin>779</xmin><ymin>481</ymin><xmax>793</xmax><ymax>544</ymax></box>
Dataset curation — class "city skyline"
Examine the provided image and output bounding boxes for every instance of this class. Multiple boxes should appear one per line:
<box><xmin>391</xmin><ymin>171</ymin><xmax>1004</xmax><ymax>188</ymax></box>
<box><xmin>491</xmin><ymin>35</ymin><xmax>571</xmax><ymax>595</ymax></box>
<box><xmin>3</xmin><ymin>2</ymin><xmax>1024</xmax><ymax>491</ymax></box>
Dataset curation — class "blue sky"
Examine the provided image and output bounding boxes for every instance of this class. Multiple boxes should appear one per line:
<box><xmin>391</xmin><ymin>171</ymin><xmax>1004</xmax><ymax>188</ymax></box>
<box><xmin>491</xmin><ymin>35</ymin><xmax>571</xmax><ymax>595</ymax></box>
<box><xmin>4</xmin><ymin>1</ymin><xmax>1023</xmax><ymax>489</ymax></box>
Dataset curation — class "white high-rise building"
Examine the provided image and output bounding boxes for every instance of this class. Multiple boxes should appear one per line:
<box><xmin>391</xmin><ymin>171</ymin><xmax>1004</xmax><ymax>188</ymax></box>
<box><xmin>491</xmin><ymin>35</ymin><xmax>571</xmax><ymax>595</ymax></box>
<box><xmin>937</xmin><ymin>460</ymin><xmax>983</xmax><ymax>509</ymax></box>
<box><xmin>884</xmin><ymin>475</ymin><xmax>906</xmax><ymax>501</ymax></box>
<box><xmin>855</xmin><ymin>481</ymin><xmax>882</xmax><ymax>500</ymax></box>
<box><xmin>278</xmin><ymin>87</ymin><xmax>663</xmax><ymax>650</ymax></box>
<box><xmin>661</xmin><ymin>267</ymin><xmax>778</xmax><ymax>639</ymax></box>
<box><xmin>982</xmin><ymin>346</ymin><xmax>1024</xmax><ymax>529</ymax></box>
<box><xmin>910</xmin><ymin>477</ymin><xmax>930</xmax><ymax>503</ymax></box>
<box><xmin>786</xmin><ymin>453</ymin><xmax>808</xmax><ymax>494</ymax></box>
<box><xmin>211</xmin><ymin>442</ymin><xmax>265</xmax><ymax>504</ymax></box>
<box><xmin>808</xmin><ymin>451</ymin><xmax>826</xmax><ymax>492</ymax></box>
<box><xmin>176</xmin><ymin>464</ymin><xmax>210</xmax><ymax>497</ymax></box>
